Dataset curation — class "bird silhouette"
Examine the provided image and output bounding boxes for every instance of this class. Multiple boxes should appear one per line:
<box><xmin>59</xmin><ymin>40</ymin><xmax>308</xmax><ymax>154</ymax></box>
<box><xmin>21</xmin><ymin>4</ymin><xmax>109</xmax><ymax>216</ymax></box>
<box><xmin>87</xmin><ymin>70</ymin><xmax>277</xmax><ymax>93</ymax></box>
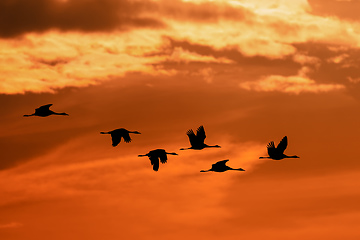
<box><xmin>138</xmin><ymin>149</ymin><xmax>178</xmax><ymax>171</ymax></box>
<box><xmin>259</xmin><ymin>136</ymin><xmax>299</xmax><ymax>160</ymax></box>
<box><xmin>180</xmin><ymin>125</ymin><xmax>221</xmax><ymax>150</ymax></box>
<box><xmin>200</xmin><ymin>160</ymin><xmax>245</xmax><ymax>172</ymax></box>
<box><xmin>23</xmin><ymin>104</ymin><xmax>68</xmax><ymax>117</ymax></box>
<box><xmin>100</xmin><ymin>128</ymin><xmax>141</xmax><ymax>147</ymax></box>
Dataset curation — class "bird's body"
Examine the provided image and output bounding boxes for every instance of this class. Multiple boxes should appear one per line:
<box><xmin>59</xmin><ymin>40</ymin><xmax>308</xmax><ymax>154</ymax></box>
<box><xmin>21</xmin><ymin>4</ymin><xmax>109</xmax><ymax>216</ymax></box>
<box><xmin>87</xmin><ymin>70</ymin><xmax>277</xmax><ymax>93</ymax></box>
<box><xmin>100</xmin><ymin>128</ymin><xmax>140</xmax><ymax>146</ymax></box>
<box><xmin>259</xmin><ymin>136</ymin><xmax>299</xmax><ymax>160</ymax></box>
<box><xmin>180</xmin><ymin>125</ymin><xmax>220</xmax><ymax>150</ymax></box>
<box><xmin>23</xmin><ymin>104</ymin><xmax>68</xmax><ymax>117</ymax></box>
<box><xmin>138</xmin><ymin>149</ymin><xmax>178</xmax><ymax>171</ymax></box>
<box><xmin>200</xmin><ymin>160</ymin><xmax>245</xmax><ymax>172</ymax></box>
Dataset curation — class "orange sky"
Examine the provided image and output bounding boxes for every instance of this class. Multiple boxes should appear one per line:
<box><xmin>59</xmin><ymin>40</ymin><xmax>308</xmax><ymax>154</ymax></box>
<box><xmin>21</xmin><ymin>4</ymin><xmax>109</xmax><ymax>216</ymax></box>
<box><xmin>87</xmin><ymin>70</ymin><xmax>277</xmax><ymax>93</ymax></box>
<box><xmin>1</xmin><ymin>0</ymin><xmax>360</xmax><ymax>239</ymax></box>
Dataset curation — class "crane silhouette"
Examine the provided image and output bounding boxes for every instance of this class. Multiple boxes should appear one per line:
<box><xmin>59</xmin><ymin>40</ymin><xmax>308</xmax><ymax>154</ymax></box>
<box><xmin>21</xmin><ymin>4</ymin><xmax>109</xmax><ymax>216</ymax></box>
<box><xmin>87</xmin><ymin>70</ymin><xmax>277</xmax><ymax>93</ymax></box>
<box><xmin>259</xmin><ymin>136</ymin><xmax>299</xmax><ymax>160</ymax></box>
<box><xmin>23</xmin><ymin>104</ymin><xmax>68</xmax><ymax>117</ymax></box>
<box><xmin>100</xmin><ymin>128</ymin><xmax>141</xmax><ymax>146</ymax></box>
<box><xmin>180</xmin><ymin>125</ymin><xmax>220</xmax><ymax>150</ymax></box>
<box><xmin>138</xmin><ymin>149</ymin><xmax>178</xmax><ymax>171</ymax></box>
<box><xmin>200</xmin><ymin>160</ymin><xmax>245</xmax><ymax>172</ymax></box>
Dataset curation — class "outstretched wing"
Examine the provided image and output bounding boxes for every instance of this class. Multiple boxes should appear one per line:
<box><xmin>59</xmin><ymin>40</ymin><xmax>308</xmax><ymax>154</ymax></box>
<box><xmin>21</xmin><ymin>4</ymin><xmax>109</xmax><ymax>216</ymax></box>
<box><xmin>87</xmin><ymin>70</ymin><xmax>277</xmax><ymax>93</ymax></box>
<box><xmin>111</xmin><ymin>133</ymin><xmax>122</xmax><ymax>147</ymax></box>
<box><xmin>36</xmin><ymin>104</ymin><xmax>52</xmax><ymax>112</ymax></box>
<box><xmin>196</xmin><ymin>125</ymin><xmax>206</xmax><ymax>143</ymax></box>
<box><xmin>212</xmin><ymin>159</ymin><xmax>229</xmax><ymax>168</ymax></box>
<box><xmin>122</xmin><ymin>132</ymin><xmax>131</xmax><ymax>143</ymax></box>
<box><xmin>267</xmin><ymin>141</ymin><xmax>276</xmax><ymax>156</ymax></box>
<box><xmin>150</xmin><ymin>155</ymin><xmax>160</xmax><ymax>171</ymax></box>
<box><xmin>276</xmin><ymin>136</ymin><xmax>288</xmax><ymax>153</ymax></box>
<box><xmin>159</xmin><ymin>152</ymin><xmax>168</xmax><ymax>164</ymax></box>
<box><xmin>187</xmin><ymin>129</ymin><xmax>197</xmax><ymax>147</ymax></box>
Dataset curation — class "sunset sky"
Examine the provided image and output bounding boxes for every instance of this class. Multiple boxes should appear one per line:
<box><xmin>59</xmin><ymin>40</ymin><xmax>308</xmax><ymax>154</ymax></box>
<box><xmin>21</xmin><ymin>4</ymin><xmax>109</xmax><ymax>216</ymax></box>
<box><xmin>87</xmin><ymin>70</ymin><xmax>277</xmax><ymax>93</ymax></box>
<box><xmin>1</xmin><ymin>0</ymin><xmax>360</xmax><ymax>239</ymax></box>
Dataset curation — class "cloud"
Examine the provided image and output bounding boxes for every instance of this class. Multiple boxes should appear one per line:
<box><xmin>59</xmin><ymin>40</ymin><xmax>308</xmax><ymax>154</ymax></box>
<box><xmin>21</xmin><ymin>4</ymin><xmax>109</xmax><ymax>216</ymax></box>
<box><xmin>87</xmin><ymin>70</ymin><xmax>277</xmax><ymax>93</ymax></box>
<box><xmin>0</xmin><ymin>32</ymin><xmax>235</xmax><ymax>94</ymax></box>
<box><xmin>0</xmin><ymin>31</ymin><xmax>166</xmax><ymax>94</ymax></box>
<box><xmin>2</xmin><ymin>0</ymin><xmax>360</xmax><ymax>94</ymax></box>
<box><xmin>239</xmin><ymin>67</ymin><xmax>345</xmax><ymax>94</ymax></box>
<box><xmin>327</xmin><ymin>53</ymin><xmax>349</xmax><ymax>64</ymax></box>
<box><xmin>157</xmin><ymin>0</ymin><xmax>252</xmax><ymax>23</ymax></box>
<box><xmin>0</xmin><ymin>222</ymin><xmax>23</xmax><ymax>229</ymax></box>
<box><xmin>31</xmin><ymin>56</ymin><xmax>73</xmax><ymax>67</ymax></box>
<box><xmin>165</xmin><ymin>47</ymin><xmax>234</xmax><ymax>64</ymax></box>
<box><xmin>293</xmin><ymin>42</ymin><xmax>360</xmax><ymax>86</ymax></box>
<box><xmin>292</xmin><ymin>53</ymin><xmax>321</xmax><ymax>66</ymax></box>
<box><xmin>0</xmin><ymin>0</ymin><xmax>253</xmax><ymax>38</ymax></box>
<box><xmin>196</xmin><ymin>67</ymin><xmax>214</xmax><ymax>83</ymax></box>
<box><xmin>308</xmin><ymin>0</ymin><xmax>360</xmax><ymax>21</ymax></box>
<box><xmin>0</xmin><ymin>0</ymin><xmax>164</xmax><ymax>38</ymax></box>
<box><xmin>348</xmin><ymin>76</ymin><xmax>360</xmax><ymax>83</ymax></box>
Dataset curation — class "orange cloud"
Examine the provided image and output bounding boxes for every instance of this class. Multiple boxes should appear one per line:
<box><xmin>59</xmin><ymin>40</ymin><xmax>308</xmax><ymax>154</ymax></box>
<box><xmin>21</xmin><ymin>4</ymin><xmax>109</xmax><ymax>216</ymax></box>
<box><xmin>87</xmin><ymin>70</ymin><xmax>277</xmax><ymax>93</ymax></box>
<box><xmin>308</xmin><ymin>0</ymin><xmax>360</xmax><ymax>21</ymax></box>
<box><xmin>0</xmin><ymin>222</ymin><xmax>23</xmax><ymax>229</ymax></box>
<box><xmin>166</xmin><ymin>47</ymin><xmax>234</xmax><ymax>64</ymax></box>
<box><xmin>0</xmin><ymin>0</ymin><xmax>164</xmax><ymax>38</ymax></box>
<box><xmin>2</xmin><ymin>0</ymin><xmax>360</xmax><ymax>94</ymax></box>
<box><xmin>239</xmin><ymin>67</ymin><xmax>345</xmax><ymax>94</ymax></box>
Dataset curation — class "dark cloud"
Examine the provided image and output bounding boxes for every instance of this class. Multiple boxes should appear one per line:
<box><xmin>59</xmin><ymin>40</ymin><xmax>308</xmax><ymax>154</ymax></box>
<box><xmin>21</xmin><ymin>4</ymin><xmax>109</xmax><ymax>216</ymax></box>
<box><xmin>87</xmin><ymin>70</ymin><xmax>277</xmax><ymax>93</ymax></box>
<box><xmin>31</xmin><ymin>56</ymin><xmax>73</xmax><ymax>67</ymax></box>
<box><xmin>308</xmin><ymin>0</ymin><xmax>360</xmax><ymax>21</ymax></box>
<box><xmin>0</xmin><ymin>0</ymin><xmax>253</xmax><ymax>38</ymax></box>
<box><xmin>0</xmin><ymin>0</ymin><xmax>164</xmax><ymax>38</ymax></box>
<box><xmin>158</xmin><ymin>0</ymin><xmax>252</xmax><ymax>23</ymax></box>
<box><xmin>145</xmin><ymin>37</ymin><xmax>300</xmax><ymax>79</ymax></box>
<box><xmin>293</xmin><ymin>42</ymin><xmax>360</xmax><ymax>85</ymax></box>
<box><xmin>165</xmin><ymin>38</ymin><xmax>297</xmax><ymax>67</ymax></box>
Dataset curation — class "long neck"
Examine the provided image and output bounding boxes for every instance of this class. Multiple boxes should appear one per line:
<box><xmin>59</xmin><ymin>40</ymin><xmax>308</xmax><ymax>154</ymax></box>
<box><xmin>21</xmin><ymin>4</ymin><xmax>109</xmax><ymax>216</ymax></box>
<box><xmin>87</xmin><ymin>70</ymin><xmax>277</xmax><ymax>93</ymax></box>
<box><xmin>200</xmin><ymin>169</ymin><xmax>211</xmax><ymax>172</ymax></box>
<box><xmin>180</xmin><ymin>147</ymin><xmax>191</xmax><ymax>150</ymax></box>
<box><xmin>23</xmin><ymin>114</ymin><xmax>35</xmax><ymax>117</ymax></box>
<box><xmin>284</xmin><ymin>155</ymin><xmax>299</xmax><ymax>158</ymax></box>
<box><xmin>53</xmin><ymin>112</ymin><xmax>68</xmax><ymax>116</ymax></box>
<box><xmin>231</xmin><ymin>168</ymin><xmax>245</xmax><ymax>171</ymax></box>
<box><xmin>205</xmin><ymin>144</ymin><xmax>220</xmax><ymax>148</ymax></box>
<box><xmin>166</xmin><ymin>152</ymin><xmax>178</xmax><ymax>155</ymax></box>
<box><xmin>138</xmin><ymin>154</ymin><xmax>148</xmax><ymax>157</ymax></box>
<box><xmin>100</xmin><ymin>132</ymin><xmax>110</xmax><ymax>134</ymax></box>
<box><xmin>129</xmin><ymin>131</ymin><xmax>141</xmax><ymax>134</ymax></box>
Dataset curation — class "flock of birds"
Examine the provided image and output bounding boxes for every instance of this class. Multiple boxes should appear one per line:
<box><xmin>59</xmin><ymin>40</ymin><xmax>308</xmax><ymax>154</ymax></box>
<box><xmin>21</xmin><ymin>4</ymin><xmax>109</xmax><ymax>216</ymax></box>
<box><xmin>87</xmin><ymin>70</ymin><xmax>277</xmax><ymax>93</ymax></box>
<box><xmin>24</xmin><ymin>104</ymin><xmax>300</xmax><ymax>172</ymax></box>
